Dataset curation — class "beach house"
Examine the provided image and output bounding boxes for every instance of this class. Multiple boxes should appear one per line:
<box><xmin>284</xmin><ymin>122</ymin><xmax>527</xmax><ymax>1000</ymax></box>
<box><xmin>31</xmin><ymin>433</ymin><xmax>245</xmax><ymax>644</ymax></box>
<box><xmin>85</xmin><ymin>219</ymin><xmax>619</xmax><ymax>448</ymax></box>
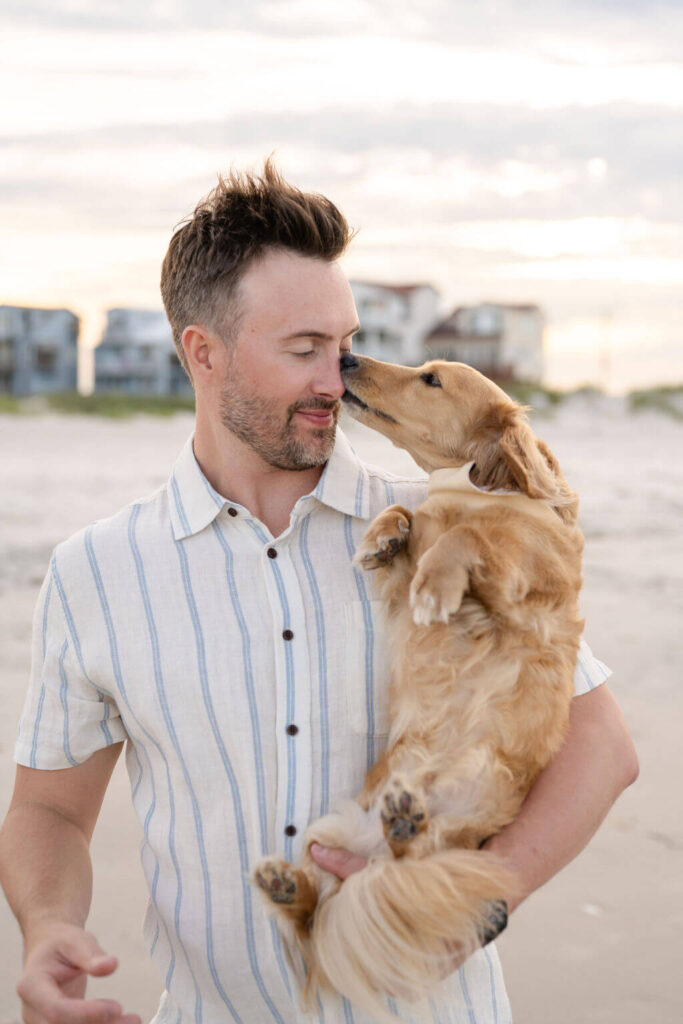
<box><xmin>94</xmin><ymin>308</ymin><xmax>192</xmax><ymax>396</ymax></box>
<box><xmin>350</xmin><ymin>282</ymin><xmax>440</xmax><ymax>365</ymax></box>
<box><xmin>425</xmin><ymin>303</ymin><xmax>545</xmax><ymax>382</ymax></box>
<box><xmin>0</xmin><ymin>305</ymin><xmax>79</xmax><ymax>396</ymax></box>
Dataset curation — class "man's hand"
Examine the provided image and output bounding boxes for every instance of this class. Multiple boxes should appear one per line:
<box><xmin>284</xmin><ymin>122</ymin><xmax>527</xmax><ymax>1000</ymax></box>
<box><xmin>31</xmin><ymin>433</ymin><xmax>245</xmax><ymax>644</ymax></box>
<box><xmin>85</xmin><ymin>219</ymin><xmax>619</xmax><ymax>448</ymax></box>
<box><xmin>309</xmin><ymin>842</ymin><xmax>367</xmax><ymax>878</ymax></box>
<box><xmin>18</xmin><ymin>922</ymin><xmax>141</xmax><ymax>1024</ymax></box>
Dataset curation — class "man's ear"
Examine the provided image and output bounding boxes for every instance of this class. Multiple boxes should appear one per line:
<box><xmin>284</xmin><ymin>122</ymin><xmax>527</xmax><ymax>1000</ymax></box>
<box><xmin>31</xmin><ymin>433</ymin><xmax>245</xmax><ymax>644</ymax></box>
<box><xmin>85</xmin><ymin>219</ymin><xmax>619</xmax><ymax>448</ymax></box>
<box><xmin>182</xmin><ymin>325</ymin><xmax>218</xmax><ymax>379</ymax></box>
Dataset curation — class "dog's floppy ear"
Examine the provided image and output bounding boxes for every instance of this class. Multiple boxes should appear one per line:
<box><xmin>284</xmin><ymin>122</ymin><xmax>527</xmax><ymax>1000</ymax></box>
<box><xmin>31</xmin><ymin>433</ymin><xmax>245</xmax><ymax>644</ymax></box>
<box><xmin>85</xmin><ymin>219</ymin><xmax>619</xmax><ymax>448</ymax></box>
<box><xmin>499</xmin><ymin>419</ymin><xmax>578</xmax><ymax>524</ymax></box>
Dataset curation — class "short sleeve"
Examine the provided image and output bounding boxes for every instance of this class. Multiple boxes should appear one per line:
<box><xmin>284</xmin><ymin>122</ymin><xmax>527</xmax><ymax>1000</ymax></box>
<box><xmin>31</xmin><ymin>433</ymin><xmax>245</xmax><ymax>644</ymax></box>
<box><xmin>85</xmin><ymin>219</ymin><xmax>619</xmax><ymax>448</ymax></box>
<box><xmin>572</xmin><ymin>637</ymin><xmax>612</xmax><ymax>697</ymax></box>
<box><xmin>14</xmin><ymin>560</ymin><xmax>127</xmax><ymax>769</ymax></box>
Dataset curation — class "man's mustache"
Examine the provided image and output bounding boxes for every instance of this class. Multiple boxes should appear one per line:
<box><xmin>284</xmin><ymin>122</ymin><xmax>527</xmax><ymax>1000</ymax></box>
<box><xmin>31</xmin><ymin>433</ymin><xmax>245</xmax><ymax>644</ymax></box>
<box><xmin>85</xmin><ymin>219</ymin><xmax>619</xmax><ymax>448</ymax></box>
<box><xmin>290</xmin><ymin>398</ymin><xmax>341</xmax><ymax>415</ymax></box>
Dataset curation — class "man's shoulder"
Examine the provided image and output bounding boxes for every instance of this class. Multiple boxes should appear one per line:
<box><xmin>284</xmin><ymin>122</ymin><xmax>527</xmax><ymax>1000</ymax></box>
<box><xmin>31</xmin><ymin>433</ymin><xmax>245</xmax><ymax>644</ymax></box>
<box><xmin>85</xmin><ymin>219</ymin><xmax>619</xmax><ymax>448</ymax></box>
<box><xmin>52</xmin><ymin>482</ymin><xmax>171</xmax><ymax>580</ymax></box>
<box><xmin>359</xmin><ymin>458</ymin><xmax>429</xmax><ymax>513</ymax></box>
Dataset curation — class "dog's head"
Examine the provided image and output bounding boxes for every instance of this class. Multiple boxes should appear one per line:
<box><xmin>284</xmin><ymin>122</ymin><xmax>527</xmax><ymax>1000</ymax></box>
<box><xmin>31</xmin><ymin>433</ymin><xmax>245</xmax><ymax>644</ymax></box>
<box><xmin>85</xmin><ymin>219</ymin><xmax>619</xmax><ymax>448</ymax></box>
<box><xmin>341</xmin><ymin>354</ymin><xmax>578</xmax><ymax>522</ymax></box>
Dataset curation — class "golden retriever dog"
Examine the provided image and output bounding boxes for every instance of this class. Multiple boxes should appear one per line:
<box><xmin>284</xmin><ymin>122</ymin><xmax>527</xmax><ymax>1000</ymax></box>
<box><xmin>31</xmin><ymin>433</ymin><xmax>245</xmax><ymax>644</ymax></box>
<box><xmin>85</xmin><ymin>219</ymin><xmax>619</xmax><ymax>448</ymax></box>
<box><xmin>253</xmin><ymin>356</ymin><xmax>584</xmax><ymax>1018</ymax></box>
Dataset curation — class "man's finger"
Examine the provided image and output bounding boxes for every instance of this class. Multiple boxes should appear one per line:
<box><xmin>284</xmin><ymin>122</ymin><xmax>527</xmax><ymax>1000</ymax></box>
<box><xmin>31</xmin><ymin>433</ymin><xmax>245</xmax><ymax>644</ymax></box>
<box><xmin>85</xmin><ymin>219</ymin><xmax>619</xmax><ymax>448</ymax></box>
<box><xmin>309</xmin><ymin>843</ymin><xmax>367</xmax><ymax>879</ymax></box>
<box><xmin>18</xmin><ymin>971</ymin><xmax>126</xmax><ymax>1024</ymax></box>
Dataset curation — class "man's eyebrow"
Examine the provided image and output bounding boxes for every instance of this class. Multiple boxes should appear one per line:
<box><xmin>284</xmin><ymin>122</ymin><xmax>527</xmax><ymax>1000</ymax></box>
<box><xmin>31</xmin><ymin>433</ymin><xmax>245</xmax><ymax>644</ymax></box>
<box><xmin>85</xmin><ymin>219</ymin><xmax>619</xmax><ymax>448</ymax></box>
<box><xmin>281</xmin><ymin>324</ymin><xmax>361</xmax><ymax>342</ymax></box>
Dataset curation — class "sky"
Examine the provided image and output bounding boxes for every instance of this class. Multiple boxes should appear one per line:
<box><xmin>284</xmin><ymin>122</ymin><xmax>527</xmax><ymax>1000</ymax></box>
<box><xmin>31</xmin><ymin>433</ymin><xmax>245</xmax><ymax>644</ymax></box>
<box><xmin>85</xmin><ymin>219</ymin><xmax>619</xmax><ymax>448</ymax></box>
<box><xmin>1</xmin><ymin>0</ymin><xmax>682</xmax><ymax>393</ymax></box>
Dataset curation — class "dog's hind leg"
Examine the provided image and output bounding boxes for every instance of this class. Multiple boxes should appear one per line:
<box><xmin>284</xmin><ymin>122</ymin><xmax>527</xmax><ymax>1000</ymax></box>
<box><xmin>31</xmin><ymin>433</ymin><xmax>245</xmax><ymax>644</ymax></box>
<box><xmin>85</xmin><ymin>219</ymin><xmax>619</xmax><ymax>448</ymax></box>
<box><xmin>380</xmin><ymin>772</ymin><xmax>429</xmax><ymax>857</ymax></box>
<box><xmin>253</xmin><ymin>857</ymin><xmax>319</xmax><ymax>929</ymax></box>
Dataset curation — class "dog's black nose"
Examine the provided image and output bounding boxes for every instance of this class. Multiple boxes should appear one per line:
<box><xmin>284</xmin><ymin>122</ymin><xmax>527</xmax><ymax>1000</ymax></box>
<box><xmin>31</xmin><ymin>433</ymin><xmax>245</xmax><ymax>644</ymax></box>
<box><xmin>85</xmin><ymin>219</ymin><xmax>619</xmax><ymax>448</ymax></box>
<box><xmin>340</xmin><ymin>352</ymin><xmax>359</xmax><ymax>371</ymax></box>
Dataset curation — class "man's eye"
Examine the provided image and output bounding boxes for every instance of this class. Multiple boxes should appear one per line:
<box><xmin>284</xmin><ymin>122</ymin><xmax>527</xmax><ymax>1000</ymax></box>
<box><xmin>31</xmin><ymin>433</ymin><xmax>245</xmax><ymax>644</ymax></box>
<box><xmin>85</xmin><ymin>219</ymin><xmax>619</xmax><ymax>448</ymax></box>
<box><xmin>293</xmin><ymin>350</ymin><xmax>315</xmax><ymax>358</ymax></box>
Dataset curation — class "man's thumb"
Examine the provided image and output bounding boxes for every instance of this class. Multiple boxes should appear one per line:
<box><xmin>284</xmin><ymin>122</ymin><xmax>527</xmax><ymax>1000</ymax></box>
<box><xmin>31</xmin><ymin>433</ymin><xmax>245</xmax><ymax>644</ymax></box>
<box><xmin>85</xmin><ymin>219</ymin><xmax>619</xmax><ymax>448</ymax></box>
<box><xmin>63</xmin><ymin>929</ymin><xmax>118</xmax><ymax>975</ymax></box>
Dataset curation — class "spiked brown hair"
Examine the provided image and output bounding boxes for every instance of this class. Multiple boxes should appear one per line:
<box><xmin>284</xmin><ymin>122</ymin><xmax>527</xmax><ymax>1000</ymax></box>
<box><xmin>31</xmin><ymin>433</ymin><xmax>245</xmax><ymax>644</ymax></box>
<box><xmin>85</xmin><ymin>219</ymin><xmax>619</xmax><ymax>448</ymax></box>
<box><xmin>160</xmin><ymin>157</ymin><xmax>354</xmax><ymax>378</ymax></box>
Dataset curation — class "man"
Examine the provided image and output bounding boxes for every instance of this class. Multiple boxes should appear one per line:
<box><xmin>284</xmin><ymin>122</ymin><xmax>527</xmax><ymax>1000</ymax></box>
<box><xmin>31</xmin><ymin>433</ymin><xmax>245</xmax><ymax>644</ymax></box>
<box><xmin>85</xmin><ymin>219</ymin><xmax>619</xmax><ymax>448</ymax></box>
<box><xmin>0</xmin><ymin>161</ymin><xmax>638</xmax><ymax>1024</ymax></box>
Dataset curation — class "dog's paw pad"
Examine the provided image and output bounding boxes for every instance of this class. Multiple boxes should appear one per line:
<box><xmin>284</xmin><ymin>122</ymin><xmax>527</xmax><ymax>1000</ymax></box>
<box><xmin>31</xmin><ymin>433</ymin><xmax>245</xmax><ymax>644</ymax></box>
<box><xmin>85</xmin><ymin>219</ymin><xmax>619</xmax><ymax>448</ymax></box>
<box><xmin>254</xmin><ymin>859</ymin><xmax>297</xmax><ymax>905</ymax></box>
<box><xmin>381</xmin><ymin>780</ymin><xmax>428</xmax><ymax>844</ymax></box>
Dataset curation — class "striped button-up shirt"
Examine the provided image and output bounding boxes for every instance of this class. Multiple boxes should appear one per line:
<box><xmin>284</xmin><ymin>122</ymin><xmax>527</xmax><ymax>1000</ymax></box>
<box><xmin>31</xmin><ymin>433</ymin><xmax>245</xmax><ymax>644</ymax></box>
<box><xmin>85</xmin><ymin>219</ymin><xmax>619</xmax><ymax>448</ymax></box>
<box><xmin>15</xmin><ymin>429</ymin><xmax>611</xmax><ymax>1024</ymax></box>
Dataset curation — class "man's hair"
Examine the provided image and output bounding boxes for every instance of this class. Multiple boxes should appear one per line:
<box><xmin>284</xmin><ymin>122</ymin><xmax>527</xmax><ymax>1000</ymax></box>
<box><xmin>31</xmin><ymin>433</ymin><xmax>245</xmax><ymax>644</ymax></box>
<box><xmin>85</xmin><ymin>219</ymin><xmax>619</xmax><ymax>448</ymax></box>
<box><xmin>160</xmin><ymin>157</ymin><xmax>354</xmax><ymax>378</ymax></box>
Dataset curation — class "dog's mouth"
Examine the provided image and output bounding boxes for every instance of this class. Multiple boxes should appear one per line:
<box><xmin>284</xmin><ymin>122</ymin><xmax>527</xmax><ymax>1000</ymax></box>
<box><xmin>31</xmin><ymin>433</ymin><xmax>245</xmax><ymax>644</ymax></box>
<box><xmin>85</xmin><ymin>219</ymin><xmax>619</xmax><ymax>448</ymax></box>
<box><xmin>342</xmin><ymin>388</ymin><xmax>399</xmax><ymax>424</ymax></box>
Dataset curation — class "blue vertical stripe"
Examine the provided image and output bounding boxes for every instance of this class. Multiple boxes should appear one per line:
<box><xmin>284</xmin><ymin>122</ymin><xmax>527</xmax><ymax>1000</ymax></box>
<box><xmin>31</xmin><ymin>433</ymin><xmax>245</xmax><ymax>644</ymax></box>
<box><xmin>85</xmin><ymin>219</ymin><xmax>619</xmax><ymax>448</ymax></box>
<box><xmin>30</xmin><ymin>574</ymin><xmax>55</xmax><ymax>766</ymax></box>
<box><xmin>172</xmin><ymin>527</ymin><xmax>285</xmax><ymax>1024</ymax></box>
<box><xmin>246</xmin><ymin>520</ymin><xmax>298</xmax><ymax>863</ymax></box>
<box><xmin>343</xmin><ymin>515</ymin><xmax>376</xmax><ymax>772</ymax></box>
<box><xmin>51</xmin><ymin>559</ymin><xmax>114</xmax><ymax>746</ymax></box>
<box><xmin>483</xmin><ymin>947</ymin><xmax>499</xmax><ymax>1024</ymax></box>
<box><xmin>299</xmin><ymin>515</ymin><xmax>331</xmax><ymax>817</ymax></box>
<box><xmin>57</xmin><ymin>641</ymin><xmax>78</xmax><ymax>767</ymax></box>
<box><xmin>458</xmin><ymin>962</ymin><xmax>479</xmax><ymax>1024</ymax></box>
<box><xmin>84</xmin><ymin>526</ymin><xmax>177</xmax><ymax>988</ymax></box>
<box><xmin>128</xmin><ymin>506</ymin><xmax>206</xmax><ymax>1023</ymax></box>
<box><xmin>210</xmin><ymin>521</ymin><xmax>293</xmax><ymax>999</ymax></box>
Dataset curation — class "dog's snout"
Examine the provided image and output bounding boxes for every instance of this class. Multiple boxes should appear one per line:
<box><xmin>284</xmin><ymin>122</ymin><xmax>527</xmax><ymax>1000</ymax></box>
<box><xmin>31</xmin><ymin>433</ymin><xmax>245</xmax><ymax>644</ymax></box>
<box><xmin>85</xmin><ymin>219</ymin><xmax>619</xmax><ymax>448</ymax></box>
<box><xmin>340</xmin><ymin>352</ymin><xmax>359</xmax><ymax>372</ymax></box>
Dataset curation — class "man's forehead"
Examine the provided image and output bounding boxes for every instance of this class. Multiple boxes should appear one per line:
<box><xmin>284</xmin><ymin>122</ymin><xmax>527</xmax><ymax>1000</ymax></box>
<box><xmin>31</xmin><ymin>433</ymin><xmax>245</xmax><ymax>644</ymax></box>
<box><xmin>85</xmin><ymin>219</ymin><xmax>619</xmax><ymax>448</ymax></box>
<box><xmin>237</xmin><ymin>251</ymin><xmax>358</xmax><ymax>336</ymax></box>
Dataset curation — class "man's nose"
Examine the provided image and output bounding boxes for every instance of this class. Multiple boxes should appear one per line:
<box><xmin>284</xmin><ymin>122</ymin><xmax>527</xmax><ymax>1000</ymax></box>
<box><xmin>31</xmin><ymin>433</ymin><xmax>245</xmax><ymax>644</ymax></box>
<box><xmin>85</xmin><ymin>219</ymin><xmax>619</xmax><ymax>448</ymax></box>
<box><xmin>313</xmin><ymin>352</ymin><xmax>346</xmax><ymax>398</ymax></box>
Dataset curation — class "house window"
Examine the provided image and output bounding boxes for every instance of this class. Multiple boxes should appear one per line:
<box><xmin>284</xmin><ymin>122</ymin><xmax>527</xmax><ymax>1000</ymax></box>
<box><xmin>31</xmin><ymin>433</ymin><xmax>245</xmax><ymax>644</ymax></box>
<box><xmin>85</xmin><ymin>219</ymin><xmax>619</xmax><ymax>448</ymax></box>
<box><xmin>34</xmin><ymin>346</ymin><xmax>57</xmax><ymax>372</ymax></box>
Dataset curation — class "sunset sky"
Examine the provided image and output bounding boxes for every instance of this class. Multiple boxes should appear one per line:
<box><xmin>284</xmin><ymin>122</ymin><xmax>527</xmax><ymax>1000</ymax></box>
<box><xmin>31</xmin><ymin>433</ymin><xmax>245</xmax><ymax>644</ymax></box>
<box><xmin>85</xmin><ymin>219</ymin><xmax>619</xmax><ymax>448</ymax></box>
<box><xmin>1</xmin><ymin>0</ymin><xmax>682</xmax><ymax>392</ymax></box>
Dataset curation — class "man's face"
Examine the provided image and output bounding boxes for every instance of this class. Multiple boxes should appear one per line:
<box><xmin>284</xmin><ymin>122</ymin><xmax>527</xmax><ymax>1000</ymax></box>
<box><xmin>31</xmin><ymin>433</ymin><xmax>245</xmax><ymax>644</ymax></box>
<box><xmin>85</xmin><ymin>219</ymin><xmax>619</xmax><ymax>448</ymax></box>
<box><xmin>217</xmin><ymin>249</ymin><xmax>359</xmax><ymax>471</ymax></box>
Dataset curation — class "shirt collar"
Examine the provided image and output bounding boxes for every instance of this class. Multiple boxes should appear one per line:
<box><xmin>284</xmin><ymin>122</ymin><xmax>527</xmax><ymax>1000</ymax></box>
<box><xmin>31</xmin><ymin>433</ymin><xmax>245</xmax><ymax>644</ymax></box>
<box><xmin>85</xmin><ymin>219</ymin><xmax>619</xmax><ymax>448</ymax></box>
<box><xmin>168</xmin><ymin>428</ymin><xmax>371</xmax><ymax>541</ymax></box>
<box><xmin>168</xmin><ymin>437</ymin><xmax>227</xmax><ymax>541</ymax></box>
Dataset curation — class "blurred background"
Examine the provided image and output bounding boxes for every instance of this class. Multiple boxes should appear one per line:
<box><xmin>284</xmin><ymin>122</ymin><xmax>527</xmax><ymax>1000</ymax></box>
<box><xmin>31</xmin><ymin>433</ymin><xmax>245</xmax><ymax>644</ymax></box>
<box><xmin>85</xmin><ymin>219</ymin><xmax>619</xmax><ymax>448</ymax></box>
<box><xmin>1</xmin><ymin>2</ymin><xmax>682</xmax><ymax>1022</ymax></box>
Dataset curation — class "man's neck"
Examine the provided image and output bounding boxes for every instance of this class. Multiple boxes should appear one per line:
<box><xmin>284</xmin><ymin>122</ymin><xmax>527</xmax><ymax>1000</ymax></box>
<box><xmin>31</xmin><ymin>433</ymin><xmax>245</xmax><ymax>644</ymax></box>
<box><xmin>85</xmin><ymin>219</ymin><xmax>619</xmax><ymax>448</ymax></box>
<box><xmin>192</xmin><ymin>412</ymin><xmax>326</xmax><ymax>539</ymax></box>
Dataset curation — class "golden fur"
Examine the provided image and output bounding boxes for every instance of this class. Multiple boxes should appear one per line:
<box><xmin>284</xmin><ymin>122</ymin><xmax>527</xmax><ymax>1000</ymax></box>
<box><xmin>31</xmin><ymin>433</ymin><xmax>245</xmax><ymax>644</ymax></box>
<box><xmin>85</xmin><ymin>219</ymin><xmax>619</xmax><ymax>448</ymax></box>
<box><xmin>253</xmin><ymin>357</ymin><xmax>584</xmax><ymax>1018</ymax></box>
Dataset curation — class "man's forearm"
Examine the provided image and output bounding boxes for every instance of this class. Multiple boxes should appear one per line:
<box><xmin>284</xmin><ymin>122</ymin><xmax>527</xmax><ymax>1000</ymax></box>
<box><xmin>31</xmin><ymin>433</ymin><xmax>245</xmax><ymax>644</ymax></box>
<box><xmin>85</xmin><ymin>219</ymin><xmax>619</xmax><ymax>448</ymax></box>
<box><xmin>483</xmin><ymin>684</ymin><xmax>639</xmax><ymax>912</ymax></box>
<box><xmin>0</xmin><ymin>802</ymin><xmax>93</xmax><ymax>950</ymax></box>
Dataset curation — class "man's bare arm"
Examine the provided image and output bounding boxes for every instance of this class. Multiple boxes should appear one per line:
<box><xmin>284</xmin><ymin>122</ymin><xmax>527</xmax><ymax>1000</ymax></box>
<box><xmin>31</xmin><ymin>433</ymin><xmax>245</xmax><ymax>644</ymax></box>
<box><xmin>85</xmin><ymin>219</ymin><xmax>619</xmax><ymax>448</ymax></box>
<box><xmin>482</xmin><ymin>683</ymin><xmax>639</xmax><ymax>911</ymax></box>
<box><xmin>0</xmin><ymin>742</ymin><xmax>142</xmax><ymax>1024</ymax></box>
<box><xmin>311</xmin><ymin>685</ymin><xmax>639</xmax><ymax>910</ymax></box>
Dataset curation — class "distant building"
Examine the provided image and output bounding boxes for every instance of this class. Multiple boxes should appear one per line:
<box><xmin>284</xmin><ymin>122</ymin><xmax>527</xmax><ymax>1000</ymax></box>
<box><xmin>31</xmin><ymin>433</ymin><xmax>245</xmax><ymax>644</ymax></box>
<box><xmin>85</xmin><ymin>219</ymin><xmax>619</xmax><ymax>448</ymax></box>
<box><xmin>425</xmin><ymin>303</ymin><xmax>544</xmax><ymax>381</ymax></box>
<box><xmin>94</xmin><ymin>309</ymin><xmax>192</xmax><ymax>396</ymax></box>
<box><xmin>0</xmin><ymin>305</ymin><xmax>79</xmax><ymax>395</ymax></box>
<box><xmin>350</xmin><ymin>282</ymin><xmax>440</xmax><ymax>365</ymax></box>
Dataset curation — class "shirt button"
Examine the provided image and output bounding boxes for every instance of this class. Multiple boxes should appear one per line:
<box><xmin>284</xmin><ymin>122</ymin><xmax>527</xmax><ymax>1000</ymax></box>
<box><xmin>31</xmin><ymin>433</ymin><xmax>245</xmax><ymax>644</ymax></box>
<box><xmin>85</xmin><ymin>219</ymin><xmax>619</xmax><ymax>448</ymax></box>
<box><xmin>227</xmin><ymin>507</ymin><xmax>238</xmax><ymax>517</ymax></box>
<box><xmin>267</xmin><ymin>547</ymin><xmax>278</xmax><ymax>558</ymax></box>
<box><xmin>286</xmin><ymin>724</ymin><xmax>299</xmax><ymax>736</ymax></box>
<box><xmin>284</xmin><ymin>825</ymin><xmax>297</xmax><ymax>837</ymax></box>
<box><xmin>282</xmin><ymin>629</ymin><xmax>294</xmax><ymax>641</ymax></box>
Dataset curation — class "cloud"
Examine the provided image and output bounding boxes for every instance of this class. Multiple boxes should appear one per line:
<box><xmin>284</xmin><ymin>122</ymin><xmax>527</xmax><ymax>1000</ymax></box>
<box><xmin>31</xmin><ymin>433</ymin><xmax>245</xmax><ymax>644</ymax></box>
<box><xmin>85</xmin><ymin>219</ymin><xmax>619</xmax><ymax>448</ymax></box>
<box><xmin>2</xmin><ymin>0</ymin><xmax>683</xmax><ymax>61</ymax></box>
<box><xmin>2</xmin><ymin>102</ymin><xmax>680</xmax><ymax>224</ymax></box>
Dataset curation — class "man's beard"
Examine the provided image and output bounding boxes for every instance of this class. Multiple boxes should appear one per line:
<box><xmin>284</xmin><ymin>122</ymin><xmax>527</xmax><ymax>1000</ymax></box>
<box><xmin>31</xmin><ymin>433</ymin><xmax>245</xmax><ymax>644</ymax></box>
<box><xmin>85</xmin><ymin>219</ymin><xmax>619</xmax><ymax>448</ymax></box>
<box><xmin>219</xmin><ymin>377</ymin><xmax>340</xmax><ymax>471</ymax></box>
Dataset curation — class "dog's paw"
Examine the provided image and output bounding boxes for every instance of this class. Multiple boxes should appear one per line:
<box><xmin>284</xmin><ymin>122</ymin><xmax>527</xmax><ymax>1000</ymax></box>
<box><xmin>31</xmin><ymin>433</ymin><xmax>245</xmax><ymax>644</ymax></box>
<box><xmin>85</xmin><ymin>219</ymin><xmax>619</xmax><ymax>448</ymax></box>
<box><xmin>353</xmin><ymin>508</ymin><xmax>412</xmax><ymax>571</ymax></box>
<box><xmin>253</xmin><ymin>857</ymin><xmax>298</xmax><ymax>905</ymax></box>
<box><xmin>409</xmin><ymin>562</ymin><xmax>468</xmax><ymax>626</ymax></box>
<box><xmin>381</xmin><ymin>775</ymin><xmax>428</xmax><ymax>848</ymax></box>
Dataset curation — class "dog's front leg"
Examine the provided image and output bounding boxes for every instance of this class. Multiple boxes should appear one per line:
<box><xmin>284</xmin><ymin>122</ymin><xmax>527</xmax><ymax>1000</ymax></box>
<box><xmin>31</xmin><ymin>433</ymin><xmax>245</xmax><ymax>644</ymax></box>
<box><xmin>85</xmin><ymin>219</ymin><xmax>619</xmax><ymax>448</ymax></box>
<box><xmin>410</xmin><ymin>524</ymin><xmax>486</xmax><ymax>626</ymax></box>
<box><xmin>353</xmin><ymin>504</ymin><xmax>413</xmax><ymax>571</ymax></box>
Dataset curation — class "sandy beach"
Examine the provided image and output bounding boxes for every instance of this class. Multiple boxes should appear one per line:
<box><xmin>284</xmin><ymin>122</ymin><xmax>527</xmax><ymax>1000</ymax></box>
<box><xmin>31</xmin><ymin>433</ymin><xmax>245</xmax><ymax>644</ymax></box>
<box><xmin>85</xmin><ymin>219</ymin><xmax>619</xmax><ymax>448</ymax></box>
<box><xmin>1</xmin><ymin>401</ymin><xmax>681</xmax><ymax>1023</ymax></box>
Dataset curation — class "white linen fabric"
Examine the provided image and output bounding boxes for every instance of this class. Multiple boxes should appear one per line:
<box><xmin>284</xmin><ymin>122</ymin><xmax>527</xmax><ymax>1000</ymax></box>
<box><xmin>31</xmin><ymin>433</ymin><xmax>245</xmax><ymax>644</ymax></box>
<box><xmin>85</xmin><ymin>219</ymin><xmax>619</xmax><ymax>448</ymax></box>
<box><xmin>15</xmin><ymin>429</ymin><xmax>611</xmax><ymax>1024</ymax></box>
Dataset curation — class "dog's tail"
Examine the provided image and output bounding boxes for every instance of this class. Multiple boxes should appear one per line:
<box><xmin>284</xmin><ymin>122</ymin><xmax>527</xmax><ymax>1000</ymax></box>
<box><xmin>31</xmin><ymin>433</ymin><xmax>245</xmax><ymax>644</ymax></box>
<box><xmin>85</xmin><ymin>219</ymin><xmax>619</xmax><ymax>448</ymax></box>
<box><xmin>311</xmin><ymin>848</ymin><xmax>513</xmax><ymax>1019</ymax></box>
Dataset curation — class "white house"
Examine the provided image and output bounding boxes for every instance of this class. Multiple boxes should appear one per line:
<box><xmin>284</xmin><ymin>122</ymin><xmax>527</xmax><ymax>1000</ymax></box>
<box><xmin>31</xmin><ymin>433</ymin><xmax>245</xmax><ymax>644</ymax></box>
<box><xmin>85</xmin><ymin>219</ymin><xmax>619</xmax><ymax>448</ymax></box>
<box><xmin>424</xmin><ymin>303</ymin><xmax>544</xmax><ymax>381</ymax></box>
<box><xmin>0</xmin><ymin>306</ymin><xmax>79</xmax><ymax>396</ymax></box>
<box><xmin>94</xmin><ymin>309</ymin><xmax>192</xmax><ymax>396</ymax></box>
<box><xmin>350</xmin><ymin>282</ymin><xmax>440</xmax><ymax>365</ymax></box>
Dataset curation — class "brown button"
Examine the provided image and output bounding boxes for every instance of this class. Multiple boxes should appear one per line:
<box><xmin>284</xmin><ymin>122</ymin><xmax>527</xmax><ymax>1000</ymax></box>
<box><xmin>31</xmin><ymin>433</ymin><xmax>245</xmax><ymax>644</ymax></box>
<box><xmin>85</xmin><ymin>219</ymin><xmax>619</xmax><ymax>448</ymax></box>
<box><xmin>286</xmin><ymin>724</ymin><xmax>299</xmax><ymax>736</ymax></box>
<box><xmin>282</xmin><ymin>629</ymin><xmax>294</xmax><ymax>641</ymax></box>
<box><xmin>227</xmin><ymin>507</ymin><xmax>238</xmax><ymax>517</ymax></box>
<box><xmin>284</xmin><ymin>825</ymin><xmax>297</xmax><ymax>837</ymax></box>
<box><xmin>267</xmin><ymin>548</ymin><xmax>277</xmax><ymax>558</ymax></box>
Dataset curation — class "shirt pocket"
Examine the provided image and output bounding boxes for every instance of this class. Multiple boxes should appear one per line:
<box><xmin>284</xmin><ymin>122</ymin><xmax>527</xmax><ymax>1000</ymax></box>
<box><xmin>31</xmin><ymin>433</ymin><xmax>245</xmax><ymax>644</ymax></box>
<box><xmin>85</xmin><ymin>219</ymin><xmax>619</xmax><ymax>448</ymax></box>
<box><xmin>343</xmin><ymin>599</ymin><xmax>391</xmax><ymax>737</ymax></box>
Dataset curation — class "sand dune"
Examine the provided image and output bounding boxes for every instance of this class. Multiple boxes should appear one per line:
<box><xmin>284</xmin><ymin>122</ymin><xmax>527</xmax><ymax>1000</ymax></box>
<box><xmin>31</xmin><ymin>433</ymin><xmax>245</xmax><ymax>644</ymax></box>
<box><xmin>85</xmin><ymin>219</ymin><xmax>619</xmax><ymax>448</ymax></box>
<box><xmin>1</xmin><ymin>401</ymin><xmax>681</xmax><ymax>1023</ymax></box>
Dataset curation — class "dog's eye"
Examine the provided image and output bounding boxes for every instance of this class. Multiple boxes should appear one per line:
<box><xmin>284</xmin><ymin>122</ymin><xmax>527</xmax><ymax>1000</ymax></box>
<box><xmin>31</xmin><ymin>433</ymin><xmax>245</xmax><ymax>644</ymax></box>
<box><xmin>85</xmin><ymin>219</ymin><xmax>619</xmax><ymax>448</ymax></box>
<box><xmin>420</xmin><ymin>372</ymin><xmax>442</xmax><ymax>388</ymax></box>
